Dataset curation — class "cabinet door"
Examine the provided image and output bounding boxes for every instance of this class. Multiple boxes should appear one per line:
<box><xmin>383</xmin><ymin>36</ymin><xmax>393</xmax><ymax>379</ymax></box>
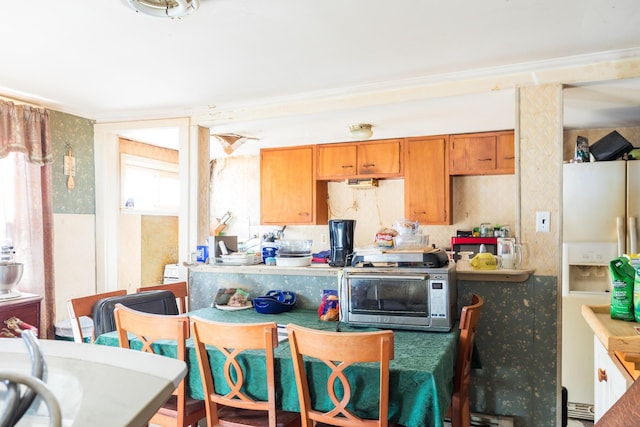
<box><xmin>594</xmin><ymin>336</ymin><xmax>633</xmax><ymax>422</ymax></box>
<box><xmin>357</xmin><ymin>139</ymin><xmax>402</xmax><ymax>177</ymax></box>
<box><xmin>495</xmin><ymin>131</ymin><xmax>515</xmax><ymax>173</ymax></box>
<box><xmin>450</xmin><ymin>133</ymin><xmax>496</xmax><ymax>175</ymax></box>
<box><xmin>261</xmin><ymin>146</ymin><xmax>328</xmax><ymax>225</ymax></box>
<box><xmin>316</xmin><ymin>144</ymin><xmax>357</xmax><ymax>179</ymax></box>
<box><xmin>404</xmin><ymin>136</ymin><xmax>451</xmax><ymax>225</ymax></box>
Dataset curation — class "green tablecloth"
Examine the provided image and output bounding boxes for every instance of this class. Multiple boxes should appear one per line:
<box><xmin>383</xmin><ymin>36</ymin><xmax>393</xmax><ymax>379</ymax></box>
<box><xmin>95</xmin><ymin>308</ymin><xmax>458</xmax><ymax>427</ymax></box>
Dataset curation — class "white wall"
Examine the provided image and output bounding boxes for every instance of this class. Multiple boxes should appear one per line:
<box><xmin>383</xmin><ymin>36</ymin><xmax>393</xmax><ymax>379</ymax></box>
<box><xmin>53</xmin><ymin>214</ymin><xmax>96</xmax><ymax>323</ymax></box>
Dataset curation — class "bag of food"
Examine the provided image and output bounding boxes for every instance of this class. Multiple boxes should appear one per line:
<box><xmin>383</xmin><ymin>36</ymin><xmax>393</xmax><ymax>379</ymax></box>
<box><xmin>318</xmin><ymin>289</ymin><xmax>339</xmax><ymax>321</ymax></box>
<box><xmin>374</xmin><ymin>227</ymin><xmax>397</xmax><ymax>248</ymax></box>
<box><xmin>609</xmin><ymin>257</ymin><xmax>636</xmax><ymax>321</ymax></box>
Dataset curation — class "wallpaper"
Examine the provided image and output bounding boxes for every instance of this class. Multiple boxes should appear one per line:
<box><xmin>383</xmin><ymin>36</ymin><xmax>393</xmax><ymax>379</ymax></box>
<box><xmin>49</xmin><ymin>110</ymin><xmax>95</xmax><ymax>214</ymax></box>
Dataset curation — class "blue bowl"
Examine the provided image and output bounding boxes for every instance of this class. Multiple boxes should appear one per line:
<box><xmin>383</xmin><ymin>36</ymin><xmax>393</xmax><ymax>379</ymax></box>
<box><xmin>253</xmin><ymin>290</ymin><xmax>296</xmax><ymax>314</ymax></box>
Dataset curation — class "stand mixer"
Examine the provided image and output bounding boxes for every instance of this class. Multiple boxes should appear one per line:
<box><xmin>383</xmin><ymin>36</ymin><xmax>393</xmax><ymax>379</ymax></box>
<box><xmin>1</xmin><ymin>241</ymin><xmax>23</xmax><ymax>299</ymax></box>
<box><xmin>0</xmin><ymin>263</ymin><xmax>23</xmax><ymax>299</ymax></box>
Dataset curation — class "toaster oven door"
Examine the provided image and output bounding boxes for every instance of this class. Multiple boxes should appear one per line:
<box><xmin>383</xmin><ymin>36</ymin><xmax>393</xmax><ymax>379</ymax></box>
<box><xmin>342</xmin><ymin>273</ymin><xmax>433</xmax><ymax>329</ymax></box>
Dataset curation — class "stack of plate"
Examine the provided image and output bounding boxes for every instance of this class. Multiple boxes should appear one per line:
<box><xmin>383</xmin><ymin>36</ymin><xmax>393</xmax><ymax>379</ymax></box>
<box><xmin>274</xmin><ymin>240</ymin><xmax>312</xmax><ymax>267</ymax></box>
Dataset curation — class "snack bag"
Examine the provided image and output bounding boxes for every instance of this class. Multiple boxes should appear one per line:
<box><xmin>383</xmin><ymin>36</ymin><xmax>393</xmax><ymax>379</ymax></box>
<box><xmin>318</xmin><ymin>289</ymin><xmax>339</xmax><ymax>321</ymax></box>
<box><xmin>609</xmin><ymin>257</ymin><xmax>636</xmax><ymax>321</ymax></box>
<box><xmin>374</xmin><ymin>227</ymin><xmax>397</xmax><ymax>248</ymax></box>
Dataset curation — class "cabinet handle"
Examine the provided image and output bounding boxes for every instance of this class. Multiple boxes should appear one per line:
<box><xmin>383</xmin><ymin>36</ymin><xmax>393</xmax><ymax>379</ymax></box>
<box><xmin>598</xmin><ymin>368</ymin><xmax>607</xmax><ymax>382</ymax></box>
<box><xmin>341</xmin><ymin>165</ymin><xmax>354</xmax><ymax>169</ymax></box>
<box><xmin>362</xmin><ymin>163</ymin><xmax>376</xmax><ymax>168</ymax></box>
<box><xmin>478</xmin><ymin>158</ymin><xmax>493</xmax><ymax>162</ymax></box>
<box><xmin>504</xmin><ymin>156</ymin><xmax>515</xmax><ymax>160</ymax></box>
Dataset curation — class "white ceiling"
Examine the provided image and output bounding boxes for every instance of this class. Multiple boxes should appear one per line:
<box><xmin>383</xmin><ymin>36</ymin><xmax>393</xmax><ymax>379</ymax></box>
<box><xmin>1</xmin><ymin>1</ymin><xmax>640</xmax><ymax>157</ymax></box>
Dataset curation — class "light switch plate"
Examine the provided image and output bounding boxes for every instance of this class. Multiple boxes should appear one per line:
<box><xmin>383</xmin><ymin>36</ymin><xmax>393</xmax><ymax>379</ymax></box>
<box><xmin>536</xmin><ymin>211</ymin><xmax>550</xmax><ymax>232</ymax></box>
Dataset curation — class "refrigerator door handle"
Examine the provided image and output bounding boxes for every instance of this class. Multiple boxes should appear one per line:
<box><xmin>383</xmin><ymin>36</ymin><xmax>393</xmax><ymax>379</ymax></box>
<box><xmin>617</xmin><ymin>217</ymin><xmax>625</xmax><ymax>256</ymax></box>
<box><xmin>630</xmin><ymin>217</ymin><xmax>638</xmax><ymax>254</ymax></box>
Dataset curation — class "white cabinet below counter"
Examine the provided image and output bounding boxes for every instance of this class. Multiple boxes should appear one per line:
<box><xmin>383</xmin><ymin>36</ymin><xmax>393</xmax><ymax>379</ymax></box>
<box><xmin>594</xmin><ymin>336</ymin><xmax>634</xmax><ymax>422</ymax></box>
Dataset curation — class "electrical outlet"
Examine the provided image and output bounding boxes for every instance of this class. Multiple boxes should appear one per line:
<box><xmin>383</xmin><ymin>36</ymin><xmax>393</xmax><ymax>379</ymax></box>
<box><xmin>536</xmin><ymin>211</ymin><xmax>550</xmax><ymax>232</ymax></box>
<box><xmin>320</xmin><ymin>234</ymin><xmax>328</xmax><ymax>244</ymax></box>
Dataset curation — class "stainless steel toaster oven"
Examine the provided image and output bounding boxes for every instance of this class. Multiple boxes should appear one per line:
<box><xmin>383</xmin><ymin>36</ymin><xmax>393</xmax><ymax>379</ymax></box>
<box><xmin>340</xmin><ymin>264</ymin><xmax>456</xmax><ymax>332</ymax></box>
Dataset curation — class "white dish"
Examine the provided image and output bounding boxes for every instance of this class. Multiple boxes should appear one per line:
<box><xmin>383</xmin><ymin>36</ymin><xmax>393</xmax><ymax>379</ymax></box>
<box><xmin>214</xmin><ymin>303</ymin><xmax>253</xmax><ymax>311</ymax></box>
<box><xmin>275</xmin><ymin>255</ymin><xmax>312</xmax><ymax>267</ymax></box>
<box><xmin>219</xmin><ymin>253</ymin><xmax>260</xmax><ymax>265</ymax></box>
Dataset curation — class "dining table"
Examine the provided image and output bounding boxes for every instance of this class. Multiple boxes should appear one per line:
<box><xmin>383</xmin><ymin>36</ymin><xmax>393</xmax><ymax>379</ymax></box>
<box><xmin>94</xmin><ymin>306</ymin><xmax>459</xmax><ymax>427</ymax></box>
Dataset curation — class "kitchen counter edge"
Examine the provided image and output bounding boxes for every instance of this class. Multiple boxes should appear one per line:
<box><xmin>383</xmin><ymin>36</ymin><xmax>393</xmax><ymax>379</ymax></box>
<box><xmin>189</xmin><ymin>263</ymin><xmax>340</xmax><ymax>277</ymax></box>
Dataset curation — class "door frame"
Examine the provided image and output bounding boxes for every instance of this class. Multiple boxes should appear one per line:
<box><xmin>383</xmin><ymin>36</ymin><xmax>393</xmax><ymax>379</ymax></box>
<box><xmin>94</xmin><ymin>118</ymin><xmax>196</xmax><ymax>292</ymax></box>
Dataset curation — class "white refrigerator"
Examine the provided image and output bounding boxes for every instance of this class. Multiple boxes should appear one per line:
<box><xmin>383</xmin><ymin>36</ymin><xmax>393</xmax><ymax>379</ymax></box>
<box><xmin>561</xmin><ymin>161</ymin><xmax>640</xmax><ymax>418</ymax></box>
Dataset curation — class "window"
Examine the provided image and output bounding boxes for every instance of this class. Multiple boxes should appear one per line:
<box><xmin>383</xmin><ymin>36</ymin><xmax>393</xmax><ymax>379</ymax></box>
<box><xmin>120</xmin><ymin>154</ymin><xmax>179</xmax><ymax>215</ymax></box>
<box><xmin>0</xmin><ymin>153</ymin><xmax>17</xmax><ymax>247</ymax></box>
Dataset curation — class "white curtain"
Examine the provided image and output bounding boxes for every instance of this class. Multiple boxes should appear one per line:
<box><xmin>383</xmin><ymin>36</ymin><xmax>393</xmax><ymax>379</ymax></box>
<box><xmin>0</xmin><ymin>100</ymin><xmax>55</xmax><ymax>338</ymax></box>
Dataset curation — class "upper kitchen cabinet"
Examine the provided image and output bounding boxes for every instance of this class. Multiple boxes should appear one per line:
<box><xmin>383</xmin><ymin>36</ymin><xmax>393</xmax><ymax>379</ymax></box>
<box><xmin>404</xmin><ymin>136</ymin><xmax>452</xmax><ymax>225</ymax></box>
<box><xmin>316</xmin><ymin>139</ymin><xmax>403</xmax><ymax>180</ymax></box>
<box><xmin>260</xmin><ymin>146</ymin><xmax>328</xmax><ymax>225</ymax></box>
<box><xmin>449</xmin><ymin>130</ymin><xmax>515</xmax><ymax>175</ymax></box>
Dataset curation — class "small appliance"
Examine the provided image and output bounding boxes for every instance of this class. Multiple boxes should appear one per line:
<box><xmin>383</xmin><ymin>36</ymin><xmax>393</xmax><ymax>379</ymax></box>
<box><xmin>328</xmin><ymin>219</ymin><xmax>355</xmax><ymax>267</ymax></box>
<box><xmin>340</xmin><ymin>248</ymin><xmax>455</xmax><ymax>332</ymax></box>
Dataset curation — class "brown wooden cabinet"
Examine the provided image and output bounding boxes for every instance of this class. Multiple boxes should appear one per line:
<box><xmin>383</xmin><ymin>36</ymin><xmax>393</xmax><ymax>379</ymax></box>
<box><xmin>0</xmin><ymin>293</ymin><xmax>42</xmax><ymax>338</ymax></box>
<box><xmin>449</xmin><ymin>130</ymin><xmax>514</xmax><ymax>175</ymax></box>
<box><xmin>404</xmin><ymin>135</ymin><xmax>452</xmax><ymax>225</ymax></box>
<box><xmin>316</xmin><ymin>139</ymin><xmax>403</xmax><ymax>180</ymax></box>
<box><xmin>260</xmin><ymin>145</ymin><xmax>328</xmax><ymax>225</ymax></box>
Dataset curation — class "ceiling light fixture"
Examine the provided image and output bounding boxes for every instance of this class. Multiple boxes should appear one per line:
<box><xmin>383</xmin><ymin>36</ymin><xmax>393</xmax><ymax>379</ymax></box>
<box><xmin>349</xmin><ymin>123</ymin><xmax>373</xmax><ymax>140</ymax></box>
<box><xmin>124</xmin><ymin>0</ymin><xmax>199</xmax><ymax>18</ymax></box>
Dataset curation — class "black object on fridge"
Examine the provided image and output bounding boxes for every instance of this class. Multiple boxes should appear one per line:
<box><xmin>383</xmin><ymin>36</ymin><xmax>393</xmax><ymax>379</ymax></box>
<box><xmin>328</xmin><ymin>219</ymin><xmax>355</xmax><ymax>267</ymax></box>
<box><xmin>589</xmin><ymin>130</ymin><xmax>634</xmax><ymax>161</ymax></box>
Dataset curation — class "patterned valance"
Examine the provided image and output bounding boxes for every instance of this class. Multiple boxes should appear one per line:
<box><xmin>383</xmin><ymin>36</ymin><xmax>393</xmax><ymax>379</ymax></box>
<box><xmin>0</xmin><ymin>100</ymin><xmax>52</xmax><ymax>165</ymax></box>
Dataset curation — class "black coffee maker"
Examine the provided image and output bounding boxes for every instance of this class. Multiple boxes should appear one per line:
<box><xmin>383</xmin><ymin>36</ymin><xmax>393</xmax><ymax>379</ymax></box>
<box><xmin>328</xmin><ymin>219</ymin><xmax>355</xmax><ymax>267</ymax></box>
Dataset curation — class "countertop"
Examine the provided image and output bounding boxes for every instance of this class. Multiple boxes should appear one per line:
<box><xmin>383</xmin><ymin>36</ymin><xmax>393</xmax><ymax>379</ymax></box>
<box><xmin>582</xmin><ymin>304</ymin><xmax>640</xmax><ymax>353</ymax></box>
<box><xmin>582</xmin><ymin>303</ymin><xmax>640</xmax><ymax>378</ymax></box>
<box><xmin>189</xmin><ymin>262</ymin><xmax>340</xmax><ymax>277</ymax></box>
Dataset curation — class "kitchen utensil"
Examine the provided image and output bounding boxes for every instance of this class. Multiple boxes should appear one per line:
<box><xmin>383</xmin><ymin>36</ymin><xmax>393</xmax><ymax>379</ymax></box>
<box><xmin>0</xmin><ymin>263</ymin><xmax>23</xmax><ymax>296</ymax></box>
<box><xmin>274</xmin><ymin>239</ymin><xmax>312</xmax><ymax>255</ymax></box>
<box><xmin>253</xmin><ymin>290</ymin><xmax>297</xmax><ymax>314</ymax></box>
<box><xmin>275</xmin><ymin>255</ymin><xmax>312</xmax><ymax>267</ymax></box>
<box><xmin>392</xmin><ymin>234</ymin><xmax>429</xmax><ymax>249</ymax></box>
<box><xmin>497</xmin><ymin>238</ymin><xmax>523</xmax><ymax>269</ymax></box>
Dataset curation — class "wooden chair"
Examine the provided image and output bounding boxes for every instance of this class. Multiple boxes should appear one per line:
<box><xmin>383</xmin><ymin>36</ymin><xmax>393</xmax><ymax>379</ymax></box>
<box><xmin>66</xmin><ymin>289</ymin><xmax>127</xmax><ymax>343</ymax></box>
<box><xmin>191</xmin><ymin>318</ymin><xmax>301</xmax><ymax>427</ymax></box>
<box><xmin>286</xmin><ymin>323</ymin><xmax>394</xmax><ymax>427</ymax></box>
<box><xmin>448</xmin><ymin>294</ymin><xmax>484</xmax><ymax>427</ymax></box>
<box><xmin>114</xmin><ymin>304</ymin><xmax>206</xmax><ymax>427</ymax></box>
<box><xmin>137</xmin><ymin>281</ymin><xmax>189</xmax><ymax>314</ymax></box>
